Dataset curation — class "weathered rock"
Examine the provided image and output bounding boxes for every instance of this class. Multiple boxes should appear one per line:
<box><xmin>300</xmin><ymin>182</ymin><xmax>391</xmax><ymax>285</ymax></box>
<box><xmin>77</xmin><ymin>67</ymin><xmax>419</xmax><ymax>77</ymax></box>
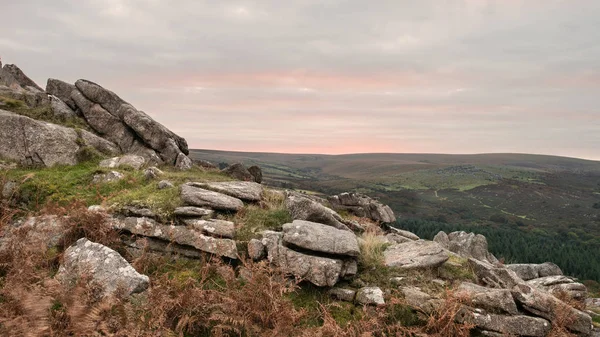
<box><xmin>468</xmin><ymin>258</ymin><xmax>523</xmax><ymax>289</ymax></box>
<box><xmin>457</xmin><ymin>282</ymin><xmax>518</xmax><ymax>315</ymax></box>
<box><xmin>248</xmin><ymin>165</ymin><xmax>263</xmax><ymax>183</ymax></box>
<box><xmin>111</xmin><ymin>216</ymin><xmax>238</xmax><ymax>259</ymax></box>
<box><xmin>247</xmin><ymin>239</ymin><xmax>266</xmax><ymax>261</ymax></box>
<box><xmin>181</xmin><ymin>218</ymin><xmax>235</xmax><ymax>239</ymax></box>
<box><xmin>143</xmin><ymin>166</ymin><xmax>164</xmax><ymax>180</ymax></box>
<box><xmin>49</xmin><ymin>95</ymin><xmax>77</xmax><ymax>119</ymax></box>
<box><xmin>329</xmin><ymin>288</ymin><xmax>356</xmax><ymax>302</ymax></box>
<box><xmin>537</xmin><ymin>262</ymin><xmax>563</xmax><ymax>277</ymax></box>
<box><xmin>221</xmin><ymin>163</ymin><xmax>254</xmax><ymax>181</ymax></box>
<box><xmin>0</xmin><ymin>110</ymin><xmax>119</xmax><ymax>167</ymax></box>
<box><xmin>1</xmin><ymin>180</ymin><xmax>17</xmax><ymax>199</ymax></box>
<box><xmin>401</xmin><ymin>287</ymin><xmax>440</xmax><ymax>314</ymax></box>
<box><xmin>384</xmin><ymin>240</ymin><xmax>449</xmax><ymax>269</ymax></box>
<box><xmin>434</xmin><ymin>231</ymin><xmax>498</xmax><ymax>264</ymax></box>
<box><xmin>455</xmin><ymin>307</ymin><xmax>551</xmax><ymax>337</ymax></box>
<box><xmin>0</xmin><ymin>215</ymin><xmax>67</xmax><ymax>253</ymax></box>
<box><xmin>328</xmin><ymin>192</ymin><xmax>396</xmax><ymax>223</ymax></box>
<box><xmin>512</xmin><ymin>283</ymin><xmax>593</xmax><ymax>334</ymax></box>
<box><xmin>388</xmin><ymin>227</ymin><xmax>419</xmax><ymax>240</ymax></box>
<box><xmin>120</xmin><ymin>206</ymin><xmax>155</xmax><ymax>218</ymax></box>
<box><xmin>2</xmin><ymin>64</ymin><xmax>43</xmax><ymax>91</ymax></box>
<box><xmin>506</xmin><ymin>264</ymin><xmax>540</xmax><ymax>281</ymax></box>
<box><xmin>527</xmin><ymin>275</ymin><xmax>587</xmax><ymax>301</ymax></box>
<box><xmin>123</xmin><ymin>236</ymin><xmax>204</xmax><ymax>259</ymax></box>
<box><xmin>384</xmin><ymin>233</ymin><xmax>413</xmax><ymax>244</ymax></box>
<box><xmin>173</xmin><ymin>206</ymin><xmax>214</xmax><ymax>218</ymax></box>
<box><xmin>100</xmin><ymin>155</ymin><xmax>146</xmax><ymax>170</ymax></box>
<box><xmin>88</xmin><ymin>205</ymin><xmax>107</xmax><ymax>213</ymax></box>
<box><xmin>261</xmin><ymin>231</ymin><xmax>355</xmax><ymax>287</ymax></box>
<box><xmin>285</xmin><ymin>193</ymin><xmax>350</xmax><ymax>231</ymax></box>
<box><xmin>282</xmin><ymin>220</ymin><xmax>360</xmax><ymax>257</ymax></box>
<box><xmin>195</xmin><ymin>159</ymin><xmax>217</xmax><ymax>169</ymax></box>
<box><xmin>189</xmin><ymin>181</ymin><xmax>263</xmax><ymax>202</ymax></box>
<box><xmin>92</xmin><ymin>171</ymin><xmax>124</xmax><ymax>184</ymax></box>
<box><xmin>175</xmin><ymin>152</ymin><xmax>193</xmax><ymax>170</ymax></box>
<box><xmin>57</xmin><ymin>238</ymin><xmax>149</xmax><ymax>297</ymax></box>
<box><xmin>506</xmin><ymin>262</ymin><xmax>563</xmax><ymax>280</ymax></box>
<box><xmin>157</xmin><ymin>180</ymin><xmax>174</xmax><ymax>189</ymax></box>
<box><xmin>356</xmin><ymin>287</ymin><xmax>385</xmax><ymax>305</ymax></box>
<box><xmin>180</xmin><ymin>184</ymin><xmax>244</xmax><ymax>211</ymax></box>
<box><xmin>46</xmin><ymin>78</ymin><xmax>78</xmax><ymax>110</ymax></box>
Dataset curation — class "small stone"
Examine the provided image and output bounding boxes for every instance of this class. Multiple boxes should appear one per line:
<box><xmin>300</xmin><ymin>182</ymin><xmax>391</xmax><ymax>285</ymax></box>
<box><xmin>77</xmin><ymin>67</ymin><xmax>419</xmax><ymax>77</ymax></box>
<box><xmin>329</xmin><ymin>288</ymin><xmax>356</xmax><ymax>302</ymax></box>
<box><xmin>247</xmin><ymin>239</ymin><xmax>266</xmax><ymax>261</ymax></box>
<box><xmin>99</xmin><ymin>155</ymin><xmax>146</xmax><ymax>170</ymax></box>
<box><xmin>173</xmin><ymin>206</ymin><xmax>214</xmax><ymax>218</ymax></box>
<box><xmin>144</xmin><ymin>166</ymin><xmax>164</xmax><ymax>180</ymax></box>
<box><xmin>92</xmin><ymin>171</ymin><xmax>124</xmax><ymax>184</ymax></box>
<box><xmin>356</xmin><ymin>287</ymin><xmax>385</xmax><ymax>305</ymax></box>
<box><xmin>390</xmin><ymin>277</ymin><xmax>405</xmax><ymax>286</ymax></box>
<box><xmin>157</xmin><ymin>180</ymin><xmax>174</xmax><ymax>189</ymax></box>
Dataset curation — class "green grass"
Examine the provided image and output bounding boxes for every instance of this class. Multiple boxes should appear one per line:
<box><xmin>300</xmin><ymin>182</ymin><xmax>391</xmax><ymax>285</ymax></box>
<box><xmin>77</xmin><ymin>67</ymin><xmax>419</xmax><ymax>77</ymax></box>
<box><xmin>3</xmin><ymin>160</ymin><xmax>232</xmax><ymax>216</ymax></box>
<box><xmin>234</xmin><ymin>190</ymin><xmax>292</xmax><ymax>241</ymax></box>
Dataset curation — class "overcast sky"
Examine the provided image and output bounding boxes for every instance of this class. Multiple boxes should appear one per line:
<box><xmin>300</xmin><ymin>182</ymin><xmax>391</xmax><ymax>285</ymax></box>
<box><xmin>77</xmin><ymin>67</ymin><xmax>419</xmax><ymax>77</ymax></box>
<box><xmin>1</xmin><ymin>1</ymin><xmax>599</xmax><ymax>160</ymax></box>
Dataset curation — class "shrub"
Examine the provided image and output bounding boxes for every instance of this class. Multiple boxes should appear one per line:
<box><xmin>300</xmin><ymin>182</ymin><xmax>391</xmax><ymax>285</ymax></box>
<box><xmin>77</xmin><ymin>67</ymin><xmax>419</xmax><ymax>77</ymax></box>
<box><xmin>425</xmin><ymin>289</ymin><xmax>474</xmax><ymax>337</ymax></box>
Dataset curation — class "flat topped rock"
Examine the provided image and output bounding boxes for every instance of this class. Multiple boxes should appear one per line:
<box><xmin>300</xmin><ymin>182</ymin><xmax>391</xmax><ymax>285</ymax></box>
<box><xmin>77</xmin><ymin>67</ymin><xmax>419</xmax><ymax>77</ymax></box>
<box><xmin>57</xmin><ymin>238</ymin><xmax>149</xmax><ymax>297</ymax></box>
<box><xmin>180</xmin><ymin>184</ymin><xmax>244</xmax><ymax>211</ymax></box>
<box><xmin>457</xmin><ymin>282</ymin><xmax>518</xmax><ymax>315</ymax></box>
<box><xmin>181</xmin><ymin>218</ymin><xmax>235</xmax><ymax>239</ymax></box>
<box><xmin>285</xmin><ymin>193</ymin><xmax>350</xmax><ymax>231</ymax></box>
<box><xmin>384</xmin><ymin>240</ymin><xmax>449</xmax><ymax>269</ymax></box>
<box><xmin>282</xmin><ymin>220</ymin><xmax>359</xmax><ymax>257</ymax></box>
<box><xmin>99</xmin><ymin>155</ymin><xmax>146</xmax><ymax>170</ymax></box>
<box><xmin>173</xmin><ymin>206</ymin><xmax>214</xmax><ymax>218</ymax></box>
<box><xmin>188</xmin><ymin>181</ymin><xmax>263</xmax><ymax>202</ymax></box>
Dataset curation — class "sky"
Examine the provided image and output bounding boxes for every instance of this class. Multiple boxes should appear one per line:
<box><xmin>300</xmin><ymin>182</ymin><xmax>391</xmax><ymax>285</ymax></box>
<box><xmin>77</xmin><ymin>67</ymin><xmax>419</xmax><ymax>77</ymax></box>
<box><xmin>1</xmin><ymin>1</ymin><xmax>599</xmax><ymax>160</ymax></box>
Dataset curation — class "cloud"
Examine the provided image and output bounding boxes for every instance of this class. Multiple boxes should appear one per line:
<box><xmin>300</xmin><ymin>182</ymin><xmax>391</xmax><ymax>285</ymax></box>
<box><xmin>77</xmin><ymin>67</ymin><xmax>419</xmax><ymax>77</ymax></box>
<box><xmin>0</xmin><ymin>0</ymin><xmax>598</xmax><ymax>160</ymax></box>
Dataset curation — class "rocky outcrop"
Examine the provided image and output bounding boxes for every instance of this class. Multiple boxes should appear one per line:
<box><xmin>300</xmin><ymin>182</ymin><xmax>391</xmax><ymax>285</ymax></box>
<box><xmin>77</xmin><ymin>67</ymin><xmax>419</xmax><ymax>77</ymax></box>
<box><xmin>512</xmin><ymin>283</ymin><xmax>593</xmax><ymax>335</ymax></box>
<box><xmin>433</xmin><ymin>231</ymin><xmax>498</xmax><ymax>264</ymax></box>
<box><xmin>0</xmin><ymin>215</ymin><xmax>67</xmax><ymax>253</ymax></box>
<box><xmin>46</xmin><ymin>78</ymin><xmax>78</xmax><ymax>110</ymax></box>
<box><xmin>111</xmin><ymin>216</ymin><xmax>238</xmax><ymax>259</ymax></box>
<box><xmin>468</xmin><ymin>258</ymin><xmax>524</xmax><ymax>289</ymax></box>
<box><xmin>2</xmin><ymin>64</ymin><xmax>43</xmax><ymax>92</ymax></box>
<box><xmin>285</xmin><ymin>193</ymin><xmax>351</xmax><ymax>231</ymax></box>
<box><xmin>526</xmin><ymin>275</ymin><xmax>587</xmax><ymax>301</ymax></box>
<box><xmin>173</xmin><ymin>206</ymin><xmax>214</xmax><ymax>218</ymax></box>
<box><xmin>261</xmin><ymin>230</ymin><xmax>357</xmax><ymax>287</ymax></box>
<box><xmin>247</xmin><ymin>165</ymin><xmax>263</xmax><ymax>183</ymax></box>
<box><xmin>247</xmin><ymin>239</ymin><xmax>266</xmax><ymax>261</ymax></box>
<box><xmin>180</xmin><ymin>218</ymin><xmax>235</xmax><ymax>239</ymax></box>
<box><xmin>383</xmin><ymin>240</ymin><xmax>449</xmax><ymax>269</ymax></box>
<box><xmin>188</xmin><ymin>181</ymin><xmax>263</xmax><ymax>202</ymax></box>
<box><xmin>457</xmin><ymin>282</ymin><xmax>519</xmax><ymax>315</ymax></box>
<box><xmin>57</xmin><ymin>238</ymin><xmax>149</xmax><ymax>297</ymax></box>
<box><xmin>0</xmin><ymin>109</ymin><xmax>119</xmax><ymax>167</ymax></box>
<box><xmin>180</xmin><ymin>184</ymin><xmax>244</xmax><ymax>212</ymax></box>
<box><xmin>328</xmin><ymin>192</ymin><xmax>396</xmax><ymax>223</ymax></box>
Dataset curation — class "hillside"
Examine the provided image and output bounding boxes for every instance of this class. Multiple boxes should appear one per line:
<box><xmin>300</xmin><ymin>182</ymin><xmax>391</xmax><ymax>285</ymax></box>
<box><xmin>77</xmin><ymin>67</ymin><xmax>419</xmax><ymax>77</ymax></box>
<box><xmin>191</xmin><ymin>149</ymin><xmax>600</xmax><ymax>280</ymax></box>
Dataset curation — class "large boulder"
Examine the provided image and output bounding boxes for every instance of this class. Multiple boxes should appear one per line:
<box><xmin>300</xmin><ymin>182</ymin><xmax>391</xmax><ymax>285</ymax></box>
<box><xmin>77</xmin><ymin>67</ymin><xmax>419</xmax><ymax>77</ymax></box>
<box><xmin>261</xmin><ymin>231</ymin><xmax>356</xmax><ymax>287</ymax></box>
<box><xmin>56</xmin><ymin>238</ymin><xmax>149</xmax><ymax>297</ymax></box>
<box><xmin>188</xmin><ymin>181</ymin><xmax>263</xmax><ymax>202</ymax></box>
<box><xmin>456</xmin><ymin>282</ymin><xmax>518</xmax><ymax>315</ymax></box>
<box><xmin>180</xmin><ymin>184</ymin><xmax>244</xmax><ymax>211</ymax></box>
<box><xmin>468</xmin><ymin>258</ymin><xmax>523</xmax><ymax>289</ymax></box>
<box><xmin>46</xmin><ymin>78</ymin><xmax>78</xmax><ymax>110</ymax></box>
<box><xmin>328</xmin><ymin>192</ymin><xmax>396</xmax><ymax>223</ymax></box>
<box><xmin>433</xmin><ymin>231</ymin><xmax>498</xmax><ymax>264</ymax></box>
<box><xmin>512</xmin><ymin>283</ymin><xmax>593</xmax><ymax>335</ymax></box>
<box><xmin>111</xmin><ymin>217</ymin><xmax>238</xmax><ymax>259</ymax></box>
<box><xmin>282</xmin><ymin>220</ymin><xmax>360</xmax><ymax>257</ymax></box>
<box><xmin>72</xmin><ymin>79</ymin><xmax>190</xmax><ymax>166</ymax></box>
<box><xmin>247</xmin><ymin>165</ymin><xmax>263</xmax><ymax>183</ymax></box>
<box><xmin>49</xmin><ymin>95</ymin><xmax>77</xmax><ymax>119</ymax></box>
<box><xmin>0</xmin><ymin>110</ymin><xmax>119</xmax><ymax>167</ymax></box>
<box><xmin>221</xmin><ymin>163</ymin><xmax>255</xmax><ymax>181</ymax></box>
<box><xmin>384</xmin><ymin>240</ymin><xmax>449</xmax><ymax>269</ymax></box>
<box><xmin>506</xmin><ymin>262</ymin><xmax>563</xmax><ymax>280</ymax></box>
<box><xmin>455</xmin><ymin>307</ymin><xmax>551</xmax><ymax>337</ymax></box>
<box><xmin>285</xmin><ymin>193</ymin><xmax>350</xmax><ymax>231</ymax></box>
